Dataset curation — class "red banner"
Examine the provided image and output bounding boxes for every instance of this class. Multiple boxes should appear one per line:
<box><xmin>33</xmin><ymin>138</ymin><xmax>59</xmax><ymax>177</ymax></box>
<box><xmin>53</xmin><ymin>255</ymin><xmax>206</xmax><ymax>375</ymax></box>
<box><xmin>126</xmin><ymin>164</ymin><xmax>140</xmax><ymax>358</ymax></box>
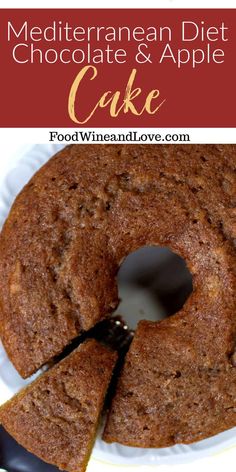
<box><xmin>0</xmin><ymin>9</ymin><xmax>235</xmax><ymax>127</ymax></box>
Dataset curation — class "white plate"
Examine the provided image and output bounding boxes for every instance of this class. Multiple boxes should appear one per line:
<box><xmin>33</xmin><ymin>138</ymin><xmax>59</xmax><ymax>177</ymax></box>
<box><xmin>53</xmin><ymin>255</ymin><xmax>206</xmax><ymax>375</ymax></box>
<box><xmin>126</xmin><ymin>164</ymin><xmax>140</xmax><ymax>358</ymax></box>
<box><xmin>0</xmin><ymin>144</ymin><xmax>236</xmax><ymax>466</ymax></box>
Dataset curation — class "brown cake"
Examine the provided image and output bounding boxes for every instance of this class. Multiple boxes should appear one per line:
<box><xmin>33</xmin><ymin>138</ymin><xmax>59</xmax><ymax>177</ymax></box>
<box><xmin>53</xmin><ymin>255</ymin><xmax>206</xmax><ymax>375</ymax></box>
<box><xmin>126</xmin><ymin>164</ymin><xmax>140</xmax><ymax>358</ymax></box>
<box><xmin>103</xmin><ymin>319</ymin><xmax>236</xmax><ymax>446</ymax></box>
<box><xmin>0</xmin><ymin>144</ymin><xmax>235</xmax><ymax>446</ymax></box>
<box><xmin>0</xmin><ymin>339</ymin><xmax>117</xmax><ymax>472</ymax></box>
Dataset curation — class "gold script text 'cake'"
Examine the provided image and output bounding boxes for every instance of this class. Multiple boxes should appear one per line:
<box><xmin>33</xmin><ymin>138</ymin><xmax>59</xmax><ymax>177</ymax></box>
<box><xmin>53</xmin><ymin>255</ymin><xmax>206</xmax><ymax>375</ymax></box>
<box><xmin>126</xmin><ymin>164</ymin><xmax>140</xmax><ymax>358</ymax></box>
<box><xmin>68</xmin><ymin>66</ymin><xmax>165</xmax><ymax>124</ymax></box>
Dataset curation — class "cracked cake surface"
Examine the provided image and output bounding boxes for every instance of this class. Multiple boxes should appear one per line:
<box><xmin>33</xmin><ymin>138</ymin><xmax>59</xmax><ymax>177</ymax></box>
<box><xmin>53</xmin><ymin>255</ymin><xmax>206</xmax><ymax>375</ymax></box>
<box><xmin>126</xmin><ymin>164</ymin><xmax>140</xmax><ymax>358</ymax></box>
<box><xmin>0</xmin><ymin>339</ymin><xmax>117</xmax><ymax>472</ymax></box>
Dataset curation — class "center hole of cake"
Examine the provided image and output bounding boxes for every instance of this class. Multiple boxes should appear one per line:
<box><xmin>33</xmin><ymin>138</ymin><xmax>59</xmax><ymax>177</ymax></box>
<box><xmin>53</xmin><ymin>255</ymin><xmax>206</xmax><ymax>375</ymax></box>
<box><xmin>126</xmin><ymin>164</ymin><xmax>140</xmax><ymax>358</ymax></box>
<box><xmin>115</xmin><ymin>246</ymin><xmax>193</xmax><ymax>330</ymax></box>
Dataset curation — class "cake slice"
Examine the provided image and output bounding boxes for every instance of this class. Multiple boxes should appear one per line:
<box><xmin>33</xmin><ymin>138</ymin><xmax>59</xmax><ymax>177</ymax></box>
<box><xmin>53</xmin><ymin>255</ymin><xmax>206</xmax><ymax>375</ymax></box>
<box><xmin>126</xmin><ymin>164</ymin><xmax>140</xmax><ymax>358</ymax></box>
<box><xmin>0</xmin><ymin>339</ymin><xmax>117</xmax><ymax>472</ymax></box>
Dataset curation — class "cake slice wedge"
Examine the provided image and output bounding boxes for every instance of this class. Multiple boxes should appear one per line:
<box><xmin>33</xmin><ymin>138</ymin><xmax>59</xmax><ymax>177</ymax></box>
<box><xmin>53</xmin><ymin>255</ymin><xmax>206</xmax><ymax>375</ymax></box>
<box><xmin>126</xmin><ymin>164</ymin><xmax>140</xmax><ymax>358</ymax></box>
<box><xmin>0</xmin><ymin>339</ymin><xmax>117</xmax><ymax>472</ymax></box>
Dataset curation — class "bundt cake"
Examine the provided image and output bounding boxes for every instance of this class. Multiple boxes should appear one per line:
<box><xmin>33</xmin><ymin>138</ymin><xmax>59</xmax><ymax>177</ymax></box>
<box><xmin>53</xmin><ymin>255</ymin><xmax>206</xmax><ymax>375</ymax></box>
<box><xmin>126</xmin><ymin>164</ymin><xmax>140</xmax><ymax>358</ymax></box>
<box><xmin>0</xmin><ymin>339</ymin><xmax>117</xmax><ymax>472</ymax></box>
<box><xmin>0</xmin><ymin>144</ymin><xmax>235</xmax><ymax>448</ymax></box>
